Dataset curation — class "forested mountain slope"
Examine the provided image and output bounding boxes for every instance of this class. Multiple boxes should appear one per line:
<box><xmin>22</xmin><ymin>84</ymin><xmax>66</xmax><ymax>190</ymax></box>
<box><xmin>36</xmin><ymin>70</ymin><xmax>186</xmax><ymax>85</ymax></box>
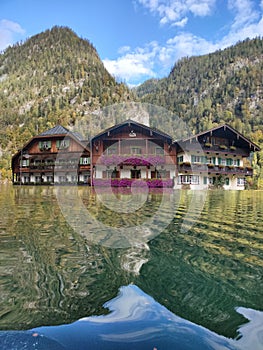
<box><xmin>136</xmin><ymin>37</ymin><xmax>263</xmax><ymax>187</ymax></box>
<box><xmin>0</xmin><ymin>26</ymin><xmax>133</xmax><ymax>173</ymax></box>
<box><xmin>0</xmin><ymin>27</ymin><xmax>262</xmax><ymax>185</ymax></box>
<box><xmin>137</xmin><ymin>37</ymin><xmax>263</xmax><ymax>141</ymax></box>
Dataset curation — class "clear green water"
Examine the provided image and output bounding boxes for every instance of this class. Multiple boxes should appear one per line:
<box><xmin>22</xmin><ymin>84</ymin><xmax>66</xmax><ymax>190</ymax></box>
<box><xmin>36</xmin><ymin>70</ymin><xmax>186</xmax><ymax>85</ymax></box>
<box><xmin>0</xmin><ymin>184</ymin><xmax>262</xmax><ymax>339</ymax></box>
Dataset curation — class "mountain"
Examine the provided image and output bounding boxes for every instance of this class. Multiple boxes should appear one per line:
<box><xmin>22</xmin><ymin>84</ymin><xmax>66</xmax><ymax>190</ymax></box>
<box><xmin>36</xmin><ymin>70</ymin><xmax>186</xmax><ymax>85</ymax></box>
<box><xmin>0</xmin><ymin>26</ymin><xmax>134</xmax><ymax>173</ymax></box>
<box><xmin>136</xmin><ymin>37</ymin><xmax>263</xmax><ymax>143</ymax></box>
<box><xmin>0</xmin><ymin>27</ymin><xmax>262</xmax><ymax>185</ymax></box>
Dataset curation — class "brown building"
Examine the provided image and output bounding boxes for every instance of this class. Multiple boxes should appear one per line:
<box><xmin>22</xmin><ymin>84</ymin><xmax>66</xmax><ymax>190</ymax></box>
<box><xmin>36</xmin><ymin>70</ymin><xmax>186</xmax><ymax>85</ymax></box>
<box><xmin>12</xmin><ymin>121</ymin><xmax>259</xmax><ymax>189</ymax></box>
<box><xmin>90</xmin><ymin>119</ymin><xmax>176</xmax><ymax>187</ymax></box>
<box><xmin>12</xmin><ymin>125</ymin><xmax>90</xmax><ymax>185</ymax></box>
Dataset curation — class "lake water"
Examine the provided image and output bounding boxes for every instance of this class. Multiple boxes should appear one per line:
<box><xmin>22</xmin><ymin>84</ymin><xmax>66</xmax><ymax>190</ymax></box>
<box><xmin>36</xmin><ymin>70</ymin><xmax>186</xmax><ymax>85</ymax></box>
<box><xmin>0</xmin><ymin>184</ymin><xmax>262</xmax><ymax>349</ymax></box>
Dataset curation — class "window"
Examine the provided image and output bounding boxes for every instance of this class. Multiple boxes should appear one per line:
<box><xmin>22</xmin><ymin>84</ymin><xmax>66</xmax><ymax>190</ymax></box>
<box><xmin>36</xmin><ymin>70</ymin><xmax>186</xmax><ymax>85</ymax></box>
<box><xmin>226</xmin><ymin>158</ymin><xmax>233</xmax><ymax>166</ymax></box>
<box><xmin>35</xmin><ymin>176</ymin><xmax>41</xmax><ymax>183</ymax></box>
<box><xmin>83</xmin><ymin>173</ymin><xmax>90</xmax><ymax>183</ymax></box>
<box><xmin>71</xmin><ymin>175</ymin><xmax>78</xmax><ymax>183</ymax></box>
<box><xmin>225</xmin><ymin>178</ymin><xmax>230</xmax><ymax>186</ymax></box>
<box><xmin>177</xmin><ymin>155</ymin><xmax>184</xmax><ymax>163</ymax></box>
<box><xmin>103</xmin><ymin>170</ymin><xmax>119</xmax><ymax>179</ymax></box>
<box><xmin>191</xmin><ymin>155</ymin><xmax>208</xmax><ymax>164</ymax></box>
<box><xmin>39</xmin><ymin>140</ymin><xmax>51</xmax><ymax>150</ymax></box>
<box><xmin>178</xmin><ymin>175</ymin><xmax>199</xmax><ymax>184</ymax></box>
<box><xmin>24</xmin><ymin>176</ymin><xmax>30</xmax><ymax>183</ymax></box>
<box><xmin>56</xmin><ymin>139</ymin><xmax>70</xmax><ymax>150</ymax></box>
<box><xmin>80</xmin><ymin>157</ymin><xmax>90</xmax><ymax>165</ymax></box>
<box><xmin>203</xmin><ymin>177</ymin><xmax>213</xmax><ymax>185</ymax></box>
<box><xmin>21</xmin><ymin>159</ymin><xmax>29</xmax><ymax>167</ymax></box>
<box><xmin>59</xmin><ymin>176</ymin><xmax>67</xmax><ymax>182</ymax></box>
<box><xmin>233</xmin><ymin>159</ymin><xmax>240</xmax><ymax>166</ymax></box>
<box><xmin>107</xmin><ymin>147</ymin><xmax>117</xmax><ymax>155</ymax></box>
<box><xmin>191</xmin><ymin>175</ymin><xmax>199</xmax><ymax>184</ymax></box>
<box><xmin>237</xmin><ymin>178</ymin><xmax>245</xmax><ymax>186</ymax></box>
<box><xmin>156</xmin><ymin>147</ymin><xmax>164</xmax><ymax>155</ymax></box>
<box><xmin>157</xmin><ymin>170</ymin><xmax>167</xmax><ymax>178</ymax></box>
<box><xmin>131</xmin><ymin>147</ymin><xmax>141</xmax><ymax>155</ymax></box>
<box><xmin>47</xmin><ymin>176</ymin><xmax>54</xmax><ymax>183</ymax></box>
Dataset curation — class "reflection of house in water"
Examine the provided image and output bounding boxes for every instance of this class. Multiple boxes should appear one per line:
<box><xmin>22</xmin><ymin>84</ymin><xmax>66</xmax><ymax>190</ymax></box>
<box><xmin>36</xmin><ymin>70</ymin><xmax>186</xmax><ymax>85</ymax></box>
<box><xmin>12</xmin><ymin>121</ymin><xmax>260</xmax><ymax>190</ymax></box>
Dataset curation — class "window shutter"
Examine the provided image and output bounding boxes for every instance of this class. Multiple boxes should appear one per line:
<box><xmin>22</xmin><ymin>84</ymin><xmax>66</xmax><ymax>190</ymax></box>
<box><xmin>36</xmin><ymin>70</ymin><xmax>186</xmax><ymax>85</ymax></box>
<box><xmin>212</xmin><ymin>157</ymin><xmax>216</xmax><ymax>164</ymax></box>
<box><xmin>237</xmin><ymin>159</ymin><xmax>240</xmax><ymax>166</ymax></box>
<box><xmin>191</xmin><ymin>155</ymin><xmax>195</xmax><ymax>163</ymax></box>
<box><xmin>80</xmin><ymin>158</ymin><xmax>83</xmax><ymax>165</ymax></box>
<box><xmin>203</xmin><ymin>177</ymin><xmax>207</xmax><ymax>185</ymax></box>
<box><xmin>56</xmin><ymin>140</ymin><xmax>60</xmax><ymax>148</ymax></box>
<box><xmin>218</xmin><ymin>157</ymin><xmax>221</xmax><ymax>165</ymax></box>
<box><xmin>48</xmin><ymin>140</ymin><xmax>51</xmax><ymax>148</ymax></box>
<box><xmin>39</xmin><ymin>141</ymin><xmax>43</xmax><ymax>149</ymax></box>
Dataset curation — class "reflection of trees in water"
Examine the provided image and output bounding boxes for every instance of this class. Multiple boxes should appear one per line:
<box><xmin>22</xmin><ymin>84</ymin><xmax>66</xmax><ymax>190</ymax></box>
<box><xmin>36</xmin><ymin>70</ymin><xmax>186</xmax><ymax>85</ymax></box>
<box><xmin>1</xmin><ymin>185</ymin><xmax>262</xmax><ymax>339</ymax></box>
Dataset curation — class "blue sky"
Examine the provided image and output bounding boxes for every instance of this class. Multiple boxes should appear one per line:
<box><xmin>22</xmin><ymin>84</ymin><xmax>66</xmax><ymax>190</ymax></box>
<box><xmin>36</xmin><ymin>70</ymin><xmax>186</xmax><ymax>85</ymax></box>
<box><xmin>1</xmin><ymin>0</ymin><xmax>263</xmax><ymax>86</ymax></box>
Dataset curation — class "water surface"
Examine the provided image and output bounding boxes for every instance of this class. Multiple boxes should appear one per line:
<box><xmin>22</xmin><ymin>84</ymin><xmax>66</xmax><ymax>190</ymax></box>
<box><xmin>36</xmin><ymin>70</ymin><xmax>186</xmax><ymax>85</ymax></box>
<box><xmin>0</xmin><ymin>185</ymin><xmax>262</xmax><ymax>347</ymax></box>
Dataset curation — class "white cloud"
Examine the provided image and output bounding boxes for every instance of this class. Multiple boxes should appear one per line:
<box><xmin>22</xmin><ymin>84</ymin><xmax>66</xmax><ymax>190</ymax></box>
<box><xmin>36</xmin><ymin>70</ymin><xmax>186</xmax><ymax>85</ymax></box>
<box><xmin>137</xmin><ymin>0</ymin><xmax>216</xmax><ymax>26</ymax></box>
<box><xmin>118</xmin><ymin>45</ymin><xmax>131</xmax><ymax>54</ymax></box>
<box><xmin>172</xmin><ymin>17</ymin><xmax>188</xmax><ymax>27</ymax></box>
<box><xmin>113</xmin><ymin>0</ymin><xmax>263</xmax><ymax>85</ymax></box>
<box><xmin>103</xmin><ymin>42</ymin><xmax>160</xmax><ymax>86</ymax></box>
<box><xmin>0</xmin><ymin>19</ymin><xmax>25</xmax><ymax>51</ymax></box>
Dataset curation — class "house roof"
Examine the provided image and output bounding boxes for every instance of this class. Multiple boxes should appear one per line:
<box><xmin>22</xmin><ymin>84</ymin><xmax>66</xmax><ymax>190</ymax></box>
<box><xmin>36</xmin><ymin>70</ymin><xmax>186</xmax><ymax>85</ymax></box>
<box><xmin>11</xmin><ymin>125</ymin><xmax>88</xmax><ymax>162</ymax></box>
<box><xmin>178</xmin><ymin>124</ymin><xmax>260</xmax><ymax>151</ymax></box>
<box><xmin>91</xmin><ymin>119</ymin><xmax>173</xmax><ymax>142</ymax></box>
<box><xmin>39</xmin><ymin>125</ymin><xmax>84</xmax><ymax>141</ymax></box>
<box><xmin>39</xmin><ymin>125</ymin><xmax>70</xmax><ymax>136</ymax></box>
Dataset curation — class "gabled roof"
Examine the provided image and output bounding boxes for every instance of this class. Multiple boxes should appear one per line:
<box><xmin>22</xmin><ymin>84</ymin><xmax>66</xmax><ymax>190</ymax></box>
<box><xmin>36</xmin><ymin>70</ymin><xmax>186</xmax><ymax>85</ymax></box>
<box><xmin>178</xmin><ymin>124</ymin><xmax>260</xmax><ymax>151</ymax></box>
<box><xmin>12</xmin><ymin>125</ymin><xmax>88</xmax><ymax>161</ymax></box>
<box><xmin>39</xmin><ymin>125</ymin><xmax>84</xmax><ymax>142</ymax></box>
<box><xmin>39</xmin><ymin>125</ymin><xmax>70</xmax><ymax>136</ymax></box>
<box><xmin>92</xmin><ymin>119</ymin><xmax>173</xmax><ymax>142</ymax></box>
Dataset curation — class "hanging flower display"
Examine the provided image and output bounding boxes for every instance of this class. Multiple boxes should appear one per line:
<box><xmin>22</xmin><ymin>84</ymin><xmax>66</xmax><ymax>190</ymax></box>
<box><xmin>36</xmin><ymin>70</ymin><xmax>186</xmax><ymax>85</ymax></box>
<box><xmin>100</xmin><ymin>155</ymin><xmax>165</xmax><ymax>167</ymax></box>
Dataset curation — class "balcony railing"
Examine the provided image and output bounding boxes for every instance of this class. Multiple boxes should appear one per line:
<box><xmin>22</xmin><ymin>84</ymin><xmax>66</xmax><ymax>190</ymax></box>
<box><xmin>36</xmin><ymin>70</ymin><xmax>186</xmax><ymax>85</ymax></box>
<box><xmin>201</xmin><ymin>143</ymin><xmax>249</xmax><ymax>156</ymax></box>
<box><xmin>99</xmin><ymin>154</ymin><xmax>169</xmax><ymax>166</ymax></box>
<box><xmin>178</xmin><ymin>162</ymin><xmax>253</xmax><ymax>176</ymax></box>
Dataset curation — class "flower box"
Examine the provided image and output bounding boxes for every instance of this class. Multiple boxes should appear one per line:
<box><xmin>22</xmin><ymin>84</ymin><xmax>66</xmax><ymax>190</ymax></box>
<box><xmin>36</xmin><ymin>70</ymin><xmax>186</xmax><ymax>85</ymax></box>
<box><xmin>204</xmin><ymin>143</ymin><xmax>212</xmax><ymax>147</ymax></box>
<box><xmin>92</xmin><ymin>178</ymin><xmax>173</xmax><ymax>188</ymax></box>
<box><xmin>219</xmin><ymin>145</ymin><xmax>227</xmax><ymax>150</ymax></box>
<box><xmin>230</xmin><ymin>146</ymin><xmax>236</xmax><ymax>150</ymax></box>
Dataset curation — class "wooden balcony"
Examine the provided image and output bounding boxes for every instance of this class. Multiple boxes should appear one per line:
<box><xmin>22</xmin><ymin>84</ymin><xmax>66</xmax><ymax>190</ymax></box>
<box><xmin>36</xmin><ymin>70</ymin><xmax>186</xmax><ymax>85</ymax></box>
<box><xmin>201</xmin><ymin>144</ymin><xmax>249</xmax><ymax>157</ymax></box>
<box><xmin>178</xmin><ymin>163</ymin><xmax>253</xmax><ymax>176</ymax></box>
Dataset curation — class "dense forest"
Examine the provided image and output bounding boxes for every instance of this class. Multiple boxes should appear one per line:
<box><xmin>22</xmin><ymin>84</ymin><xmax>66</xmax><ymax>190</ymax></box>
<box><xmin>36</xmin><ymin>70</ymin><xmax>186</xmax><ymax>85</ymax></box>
<box><xmin>0</xmin><ymin>26</ymin><xmax>262</xmax><ymax>187</ymax></box>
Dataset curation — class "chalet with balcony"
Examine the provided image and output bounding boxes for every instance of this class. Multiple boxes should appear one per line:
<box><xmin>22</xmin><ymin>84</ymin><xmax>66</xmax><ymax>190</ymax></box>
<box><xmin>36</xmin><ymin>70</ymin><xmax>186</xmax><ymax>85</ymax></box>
<box><xmin>12</xmin><ymin>122</ymin><xmax>259</xmax><ymax>189</ymax></box>
<box><xmin>90</xmin><ymin>119</ymin><xmax>176</xmax><ymax>187</ymax></box>
<box><xmin>174</xmin><ymin>124</ymin><xmax>260</xmax><ymax>190</ymax></box>
<box><xmin>12</xmin><ymin>125</ymin><xmax>90</xmax><ymax>185</ymax></box>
